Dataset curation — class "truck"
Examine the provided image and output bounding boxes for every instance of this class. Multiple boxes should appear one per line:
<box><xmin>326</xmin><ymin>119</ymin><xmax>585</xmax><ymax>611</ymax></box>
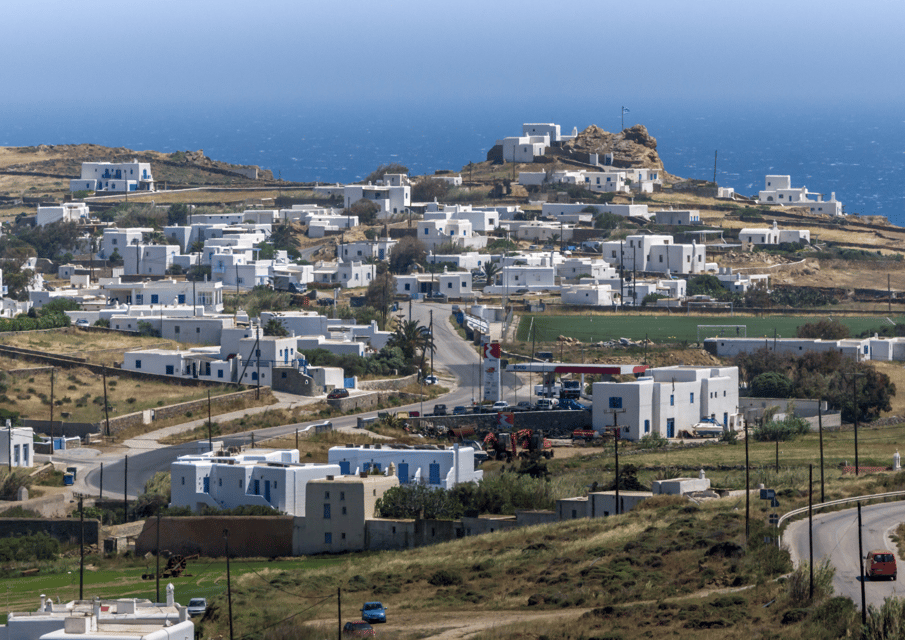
<box><xmin>273</xmin><ymin>274</ymin><xmax>306</xmax><ymax>293</ymax></box>
<box><xmin>559</xmin><ymin>380</ymin><xmax>582</xmax><ymax>400</ymax></box>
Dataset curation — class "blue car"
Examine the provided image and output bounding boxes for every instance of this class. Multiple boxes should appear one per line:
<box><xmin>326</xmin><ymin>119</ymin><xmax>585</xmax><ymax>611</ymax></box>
<box><xmin>360</xmin><ymin>602</ymin><xmax>387</xmax><ymax>624</ymax></box>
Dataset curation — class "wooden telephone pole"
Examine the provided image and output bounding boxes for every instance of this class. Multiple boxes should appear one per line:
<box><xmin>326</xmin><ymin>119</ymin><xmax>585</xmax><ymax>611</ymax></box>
<box><xmin>602</xmin><ymin>407</ymin><xmax>626</xmax><ymax>514</ymax></box>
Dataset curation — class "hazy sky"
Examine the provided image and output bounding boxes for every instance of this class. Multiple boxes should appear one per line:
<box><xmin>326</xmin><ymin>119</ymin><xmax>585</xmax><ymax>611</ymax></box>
<box><xmin>4</xmin><ymin>0</ymin><xmax>903</xmax><ymax>110</ymax></box>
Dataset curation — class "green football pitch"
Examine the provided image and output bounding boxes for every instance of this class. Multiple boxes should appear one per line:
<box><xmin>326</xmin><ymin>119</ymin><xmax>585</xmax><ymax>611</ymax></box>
<box><xmin>516</xmin><ymin>314</ymin><xmax>905</xmax><ymax>343</ymax></box>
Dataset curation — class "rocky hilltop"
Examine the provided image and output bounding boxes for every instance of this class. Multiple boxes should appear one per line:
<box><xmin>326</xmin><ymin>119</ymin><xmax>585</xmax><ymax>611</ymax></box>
<box><xmin>560</xmin><ymin>124</ymin><xmax>664</xmax><ymax>170</ymax></box>
<box><xmin>0</xmin><ymin>144</ymin><xmax>274</xmax><ymax>186</ymax></box>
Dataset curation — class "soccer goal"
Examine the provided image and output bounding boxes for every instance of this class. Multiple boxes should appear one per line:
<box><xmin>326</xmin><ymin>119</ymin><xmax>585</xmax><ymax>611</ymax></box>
<box><xmin>697</xmin><ymin>325</ymin><xmax>747</xmax><ymax>341</ymax></box>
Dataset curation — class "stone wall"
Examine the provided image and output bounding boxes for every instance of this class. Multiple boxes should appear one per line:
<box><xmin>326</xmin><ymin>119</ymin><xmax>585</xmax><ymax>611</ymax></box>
<box><xmin>412</xmin><ymin>409</ymin><xmax>592</xmax><ymax>437</ymax></box>
<box><xmin>357</xmin><ymin>373</ymin><xmax>418</xmax><ymax>391</ymax></box>
<box><xmin>134</xmin><ymin>516</ymin><xmax>294</xmax><ymax>557</ymax></box>
<box><xmin>0</xmin><ymin>517</ymin><xmax>100</xmax><ymax>545</ymax></box>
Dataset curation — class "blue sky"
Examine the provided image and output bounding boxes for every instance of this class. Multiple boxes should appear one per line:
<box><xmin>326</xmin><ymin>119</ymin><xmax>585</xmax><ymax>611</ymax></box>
<box><xmin>3</xmin><ymin>0</ymin><xmax>903</xmax><ymax>109</ymax></box>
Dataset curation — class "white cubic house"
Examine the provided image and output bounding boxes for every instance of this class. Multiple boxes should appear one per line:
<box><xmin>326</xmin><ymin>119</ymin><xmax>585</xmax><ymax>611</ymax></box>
<box><xmin>70</xmin><ymin>161</ymin><xmax>154</xmax><ymax>193</ymax></box>
<box><xmin>592</xmin><ymin>366</ymin><xmax>743</xmax><ymax>441</ymax></box>
<box><xmin>170</xmin><ymin>449</ymin><xmax>340</xmax><ymax>516</ymax></box>
<box><xmin>328</xmin><ymin>444</ymin><xmax>482</xmax><ymax>489</ymax></box>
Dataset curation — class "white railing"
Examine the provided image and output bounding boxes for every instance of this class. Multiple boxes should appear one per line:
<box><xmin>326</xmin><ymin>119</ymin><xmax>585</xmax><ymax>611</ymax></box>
<box><xmin>777</xmin><ymin>490</ymin><xmax>905</xmax><ymax>546</ymax></box>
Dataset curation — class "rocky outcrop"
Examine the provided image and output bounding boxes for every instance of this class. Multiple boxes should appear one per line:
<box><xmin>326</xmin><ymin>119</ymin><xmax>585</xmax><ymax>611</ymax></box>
<box><xmin>560</xmin><ymin>124</ymin><xmax>664</xmax><ymax>170</ymax></box>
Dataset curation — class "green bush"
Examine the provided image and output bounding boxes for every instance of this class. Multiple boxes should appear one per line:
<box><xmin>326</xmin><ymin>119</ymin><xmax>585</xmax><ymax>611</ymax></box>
<box><xmin>0</xmin><ymin>532</ymin><xmax>59</xmax><ymax>561</ymax></box>
<box><xmin>753</xmin><ymin>415</ymin><xmax>810</xmax><ymax>442</ymax></box>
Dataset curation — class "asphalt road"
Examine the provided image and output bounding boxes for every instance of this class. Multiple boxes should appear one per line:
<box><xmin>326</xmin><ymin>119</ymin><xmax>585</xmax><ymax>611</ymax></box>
<box><xmin>80</xmin><ymin>301</ymin><xmax>482</xmax><ymax>499</ymax></box>
<box><xmin>784</xmin><ymin>500</ymin><xmax>905</xmax><ymax>610</ymax></box>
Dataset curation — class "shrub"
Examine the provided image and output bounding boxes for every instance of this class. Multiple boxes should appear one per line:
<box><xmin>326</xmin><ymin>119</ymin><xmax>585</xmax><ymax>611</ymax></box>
<box><xmin>0</xmin><ymin>532</ymin><xmax>59</xmax><ymax>561</ymax></box>
<box><xmin>750</xmin><ymin>371</ymin><xmax>793</xmax><ymax>398</ymax></box>
<box><xmin>786</xmin><ymin>558</ymin><xmax>835</xmax><ymax>604</ymax></box>
<box><xmin>753</xmin><ymin>415</ymin><xmax>810</xmax><ymax>442</ymax></box>
<box><xmin>428</xmin><ymin>569</ymin><xmax>462</xmax><ymax>586</ymax></box>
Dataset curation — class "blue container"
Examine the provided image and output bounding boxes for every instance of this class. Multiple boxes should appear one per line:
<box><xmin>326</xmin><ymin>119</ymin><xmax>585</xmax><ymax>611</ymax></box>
<box><xmin>63</xmin><ymin>473</ymin><xmax>74</xmax><ymax>486</ymax></box>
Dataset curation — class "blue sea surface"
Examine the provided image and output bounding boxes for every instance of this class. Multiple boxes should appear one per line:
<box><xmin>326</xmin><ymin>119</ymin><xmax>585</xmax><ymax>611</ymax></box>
<box><xmin>2</xmin><ymin>99</ymin><xmax>903</xmax><ymax>224</ymax></box>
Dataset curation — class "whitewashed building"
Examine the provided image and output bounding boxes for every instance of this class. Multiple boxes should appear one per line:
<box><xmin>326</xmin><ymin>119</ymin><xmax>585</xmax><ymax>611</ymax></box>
<box><xmin>311</xmin><ymin>261</ymin><xmax>375</xmax><ymax>289</ymax></box>
<box><xmin>654</xmin><ymin>209</ymin><xmax>701</xmax><ymax>226</ymax></box>
<box><xmin>328</xmin><ymin>444</ymin><xmax>482</xmax><ymax>489</ymax></box>
<box><xmin>70</xmin><ymin>161</ymin><xmax>154</xmax><ymax>193</ymax></box>
<box><xmin>757</xmin><ymin>175</ymin><xmax>843</xmax><ymax>216</ymax></box>
<box><xmin>36</xmin><ymin>202</ymin><xmax>90</xmax><ymax>227</ymax></box>
<box><xmin>739</xmin><ymin>220</ymin><xmax>810</xmax><ymax>246</ymax></box>
<box><xmin>170</xmin><ymin>449</ymin><xmax>339</xmax><ymax>516</ymax></box>
<box><xmin>0</xmin><ymin>426</ymin><xmax>34</xmax><ymax>468</ymax></box>
<box><xmin>339</xmin><ymin>239</ymin><xmax>396</xmax><ymax>262</ymax></box>
<box><xmin>592</xmin><ymin>366</ymin><xmax>743</xmax><ymax>441</ymax></box>
<box><xmin>560</xmin><ymin>283</ymin><xmax>620</xmax><ymax>307</ymax></box>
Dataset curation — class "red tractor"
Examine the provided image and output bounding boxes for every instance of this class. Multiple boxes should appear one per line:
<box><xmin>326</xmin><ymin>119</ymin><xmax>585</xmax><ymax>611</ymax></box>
<box><xmin>516</xmin><ymin>429</ymin><xmax>554</xmax><ymax>460</ymax></box>
<box><xmin>483</xmin><ymin>431</ymin><xmax>517</xmax><ymax>462</ymax></box>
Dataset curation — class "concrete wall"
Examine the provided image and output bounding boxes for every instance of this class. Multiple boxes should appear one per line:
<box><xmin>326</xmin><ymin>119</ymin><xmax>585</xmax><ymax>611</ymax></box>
<box><xmin>272</xmin><ymin>367</ymin><xmax>316</xmax><ymax>396</ymax></box>
<box><xmin>0</xmin><ymin>518</ymin><xmax>100</xmax><ymax>545</ymax></box>
<box><xmin>134</xmin><ymin>516</ymin><xmax>294</xmax><ymax>557</ymax></box>
<box><xmin>357</xmin><ymin>374</ymin><xmax>419</xmax><ymax>391</ymax></box>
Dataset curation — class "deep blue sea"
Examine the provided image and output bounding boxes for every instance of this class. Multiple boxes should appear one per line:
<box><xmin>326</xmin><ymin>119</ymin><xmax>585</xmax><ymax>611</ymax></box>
<box><xmin>3</xmin><ymin>98</ymin><xmax>903</xmax><ymax>224</ymax></box>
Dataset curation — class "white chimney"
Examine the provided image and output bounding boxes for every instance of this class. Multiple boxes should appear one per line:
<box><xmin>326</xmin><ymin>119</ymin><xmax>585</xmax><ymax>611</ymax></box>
<box><xmin>166</xmin><ymin>583</ymin><xmax>175</xmax><ymax>607</ymax></box>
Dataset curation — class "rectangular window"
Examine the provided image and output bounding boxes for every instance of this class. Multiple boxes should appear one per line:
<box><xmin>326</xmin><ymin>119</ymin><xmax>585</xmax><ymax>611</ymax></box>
<box><xmin>217</xmin><ymin>370</ymin><xmax>224</xmax><ymax>379</ymax></box>
<box><xmin>340</xmin><ymin>491</ymin><xmax>345</xmax><ymax>500</ymax></box>
<box><xmin>325</xmin><ymin>533</ymin><xmax>332</xmax><ymax>544</ymax></box>
<box><xmin>174</xmin><ymin>326</ymin><xmax>180</xmax><ymax>334</ymax></box>
<box><xmin>342</xmin><ymin>506</ymin><xmax>347</xmax><ymax>515</ymax></box>
<box><xmin>669</xmin><ymin>394</ymin><xmax>674</xmax><ymax>406</ymax></box>
<box><xmin>690</xmin><ymin>393</ymin><xmax>695</xmax><ymax>404</ymax></box>
<box><xmin>151</xmin><ymin>294</ymin><xmax>159</xmax><ymax>304</ymax></box>
<box><xmin>323</xmin><ymin>504</ymin><xmax>331</xmax><ymax>519</ymax></box>
<box><xmin>644</xmin><ymin>420</ymin><xmax>650</xmax><ymax>433</ymax></box>
<box><xmin>325</xmin><ymin>491</ymin><xmax>330</xmax><ymax>499</ymax></box>
<box><xmin>135</xmin><ymin>360</ymin><xmax>141</xmax><ymax>369</ymax></box>
<box><xmin>165</xmin><ymin>365</ymin><xmax>174</xmax><ymax>375</ymax></box>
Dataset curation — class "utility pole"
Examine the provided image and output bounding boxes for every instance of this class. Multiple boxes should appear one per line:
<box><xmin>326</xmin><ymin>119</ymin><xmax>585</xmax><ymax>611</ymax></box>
<box><xmin>744</xmin><ymin>420</ymin><xmax>750</xmax><ymax>545</ymax></box>
<box><xmin>99</xmin><ymin>462</ymin><xmax>103</xmax><ymax>499</ymax></box>
<box><xmin>858</xmin><ymin>503</ymin><xmax>866</xmax><ymax>626</ymax></box>
<box><xmin>337</xmin><ymin>587</ymin><xmax>342</xmax><ymax>640</ymax></box>
<box><xmin>602</xmin><ymin>408</ymin><xmax>626</xmax><ymax>514</ymax></box>
<box><xmin>818</xmin><ymin>402</ymin><xmax>825</xmax><ymax>503</ymax></box>
<box><xmin>256</xmin><ymin>323</ymin><xmax>261</xmax><ymax>400</ymax></box>
<box><xmin>713</xmin><ymin>150</ymin><xmax>718</xmax><ymax>185</ymax></box>
<box><xmin>49</xmin><ymin>369</ymin><xmax>54</xmax><ymax>443</ymax></box>
<box><xmin>102</xmin><ymin>366</ymin><xmax>110</xmax><ymax>437</ymax></box>
<box><xmin>429</xmin><ymin>309</ymin><xmax>434</xmax><ymax>376</ymax></box>
<box><xmin>845</xmin><ymin>370</ymin><xmax>866</xmax><ymax>475</ymax></box>
<box><xmin>79</xmin><ymin>495</ymin><xmax>84</xmax><ymax>600</ymax></box>
<box><xmin>207</xmin><ymin>391</ymin><xmax>213</xmax><ymax>452</ymax></box>
<box><xmin>156</xmin><ymin>507</ymin><xmax>161</xmax><ymax>603</ymax></box>
<box><xmin>123</xmin><ymin>454</ymin><xmax>128</xmax><ymax>523</ymax></box>
<box><xmin>808</xmin><ymin>464</ymin><xmax>814</xmax><ymax>601</ymax></box>
<box><xmin>224</xmin><ymin>529</ymin><xmax>234</xmax><ymax>640</ymax></box>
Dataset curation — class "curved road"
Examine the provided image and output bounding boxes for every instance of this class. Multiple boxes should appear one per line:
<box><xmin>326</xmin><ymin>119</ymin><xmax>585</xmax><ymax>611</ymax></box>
<box><xmin>78</xmin><ymin>301</ymin><xmax>488</xmax><ymax>499</ymax></box>
<box><xmin>785</xmin><ymin>500</ymin><xmax>905</xmax><ymax>610</ymax></box>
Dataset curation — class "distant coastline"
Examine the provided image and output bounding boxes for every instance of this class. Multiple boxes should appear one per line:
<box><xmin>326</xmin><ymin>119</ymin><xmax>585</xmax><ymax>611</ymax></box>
<box><xmin>4</xmin><ymin>99</ymin><xmax>903</xmax><ymax>223</ymax></box>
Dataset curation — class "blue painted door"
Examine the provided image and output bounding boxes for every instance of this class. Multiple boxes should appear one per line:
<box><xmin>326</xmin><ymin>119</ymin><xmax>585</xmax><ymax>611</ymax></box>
<box><xmin>723</xmin><ymin>412</ymin><xmax>728</xmax><ymax>427</ymax></box>
<box><xmin>253</xmin><ymin>479</ymin><xmax>260</xmax><ymax>495</ymax></box>
<box><xmin>397</xmin><ymin>463</ymin><xmax>409</xmax><ymax>484</ymax></box>
<box><xmin>264</xmin><ymin>480</ymin><xmax>271</xmax><ymax>502</ymax></box>
<box><xmin>429</xmin><ymin>463</ymin><xmax>441</xmax><ymax>485</ymax></box>
<box><xmin>666</xmin><ymin>419</ymin><xmax>675</xmax><ymax>438</ymax></box>
<box><xmin>339</xmin><ymin>461</ymin><xmax>350</xmax><ymax>475</ymax></box>
<box><xmin>203</xmin><ymin>477</ymin><xmax>210</xmax><ymax>493</ymax></box>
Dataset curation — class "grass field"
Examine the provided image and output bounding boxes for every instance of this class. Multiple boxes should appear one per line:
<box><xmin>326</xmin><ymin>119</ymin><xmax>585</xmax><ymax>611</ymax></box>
<box><xmin>516</xmin><ymin>313</ymin><xmax>905</xmax><ymax>343</ymax></box>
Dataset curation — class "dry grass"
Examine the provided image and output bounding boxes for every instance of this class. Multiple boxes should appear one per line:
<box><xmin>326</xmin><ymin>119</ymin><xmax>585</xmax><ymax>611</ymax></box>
<box><xmin>1</xmin><ymin>366</ymin><xmax>237</xmax><ymax>426</ymax></box>
<box><xmin>0</xmin><ymin>328</ymin><xmax>193</xmax><ymax>367</ymax></box>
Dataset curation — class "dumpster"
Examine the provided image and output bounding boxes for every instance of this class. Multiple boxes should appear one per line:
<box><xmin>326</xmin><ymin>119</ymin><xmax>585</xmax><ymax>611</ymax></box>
<box><xmin>63</xmin><ymin>473</ymin><xmax>74</xmax><ymax>486</ymax></box>
<box><xmin>66</xmin><ymin>466</ymin><xmax>77</xmax><ymax>480</ymax></box>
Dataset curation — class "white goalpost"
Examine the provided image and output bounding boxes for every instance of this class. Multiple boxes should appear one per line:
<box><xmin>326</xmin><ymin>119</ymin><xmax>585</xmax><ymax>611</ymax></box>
<box><xmin>697</xmin><ymin>325</ymin><xmax>747</xmax><ymax>341</ymax></box>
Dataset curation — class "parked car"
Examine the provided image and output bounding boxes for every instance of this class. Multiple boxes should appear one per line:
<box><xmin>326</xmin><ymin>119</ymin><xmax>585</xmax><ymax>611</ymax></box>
<box><xmin>866</xmin><ymin>550</ymin><xmax>897</xmax><ymax>580</ymax></box>
<box><xmin>491</xmin><ymin>401</ymin><xmax>509</xmax><ymax>412</ymax></box>
<box><xmin>433</xmin><ymin>404</ymin><xmax>448</xmax><ymax>416</ymax></box>
<box><xmin>360</xmin><ymin>602</ymin><xmax>387</xmax><ymax>624</ymax></box>
<box><xmin>453</xmin><ymin>406</ymin><xmax>468</xmax><ymax>415</ymax></box>
<box><xmin>187</xmin><ymin>598</ymin><xmax>207</xmax><ymax>618</ymax></box>
<box><xmin>536</xmin><ymin>398</ymin><xmax>558</xmax><ymax>410</ymax></box>
<box><xmin>423</xmin><ymin>375</ymin><xmax>439</xmax><ymax>385</ymax></box>
<box><xmin>514</xmin><ymin>401</ymin><xmax>533</xmax><ymax>411</ymax></box>
<box><xmin>327</xmin><ymin>388</ymin><xmax>350</xmax><ymax>400</ymax></box>
<box><xmin>75</xmin><ymin>318</ymin><xmax>90</xmax><ymax>327</ymax></box>
<box><xmin>343</xmin><ymin>621</ymin><xmax>376</xmax><ymax>637</ymax></box>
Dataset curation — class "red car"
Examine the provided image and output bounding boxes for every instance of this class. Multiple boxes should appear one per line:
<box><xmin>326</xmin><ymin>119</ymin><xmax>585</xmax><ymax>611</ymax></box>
<box><xmin>343</xmin><ymin>621</ymin><xmax>376</xmax><ymax>637</ymax></box>
<box><xmin>866</xmin><ymin>550</ymin><xmax>897</xmax><ymax>580</ymax></box>
<box><xmin>328</xmin><ymin>388</ymin><xmax>350</xmax><ymax>400</ymax></box>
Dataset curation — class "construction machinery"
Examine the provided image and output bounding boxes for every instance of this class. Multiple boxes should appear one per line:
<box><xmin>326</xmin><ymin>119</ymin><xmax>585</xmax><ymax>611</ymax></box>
<box><xmin>141</xmin><ymin>554</ymin><xmax>199</xmax><ymax>580</ymax></box>
<box><xmin>516</xmin><ymin>429</ymin><xmax>554</xmax><ymax>460</ymax></box>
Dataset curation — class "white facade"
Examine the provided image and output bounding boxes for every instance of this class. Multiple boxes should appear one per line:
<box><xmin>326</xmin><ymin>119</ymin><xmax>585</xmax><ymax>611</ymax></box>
<box><xmin>592</xmin><ymin>366</ymin><xmax>742</xmax><ymax>441</ymax></box>
<box><xmin>36</xmin><ymin>202</ymin><xmax>89</xmax><ymax>227</ymax></box>
<box><xmin>396</xmin><ymin>272</ymin><xmax>473</xmax><ymax>297</ymax></box>
<box><xmin>600</xmin><ymin>234</ymin><xmax>707</xmax><ymax>275</ymax></box>
<box><xmin>103</xmin><ymin>280</ymin><xmax>223</xmax><ymax>312</ymax></box>
<box><xmin>560</xmin><ymin>284</ymin><xmax>619</xmax><ymax>306</ymax></box>
<box><xmin>0</xmin><ymin>427</ymin><xmax>34</xmax><ymax>468</ymax></box>
<box><xmin>328</xmin><ymin>444</ymin><xmax>482</xmax><ymax>489</ymax></box>
<box><xmin>498</xmin><ymin>135</ymin><xmax>549</xmax><ymax>162</ymax></box>
<box><xmin>339</xmin><ymin>239</ymin><xmax>396</xmax><ymax>262</ymax></box>
<box><xmin>499</xmin><ymin>265</ymin><xmax>555</xmax><ymax>291</ymax></box>
<box><xmin>740</xmin><ymin>221</ymin><xmax>810</xmax><ymax>246</ymax></box>
<box><xmin>541</xmin><ymin>202</ymin><xmax>652</xmax><ymax>221</ymax></box>
<box><xmin>654</xmin><ymin>209</ymin><xmax>700</xmax><ymax>225</ymax></box>
<box><xmin>99</xmin><ymin>229</ymin><xmax>151</xmax><ymax>260</ymax></box>
<box><xmin>704</xmin><ymin>336</ymin><xmax>874</xmax><ymax>362</ymax></box>
<box><xmin>557</xmin><ymin>258</ymin><xmax>617</xmax><ymax>281</ymax></box>
<box><xmin>417</xmin><ymin>219</ymin><xmax>486</xmax><ymax>251</ymax></box>
<box><xmin>311</xmin><ymin>261</ymin><xmax>375</xmax><ymax>288</ymax></box>
<box><xmin>70</xmin><ymin>161</ymin><xmax>154</xmax><ymax>192</ymax></box>
<box><xmin>344</xmin><ymin>181</ymin><xmax>410</xmax><ymax>217</ymax></box>
<box><xmin>758</xmin><ymin>175</ymin><xmax>843</xmax><ymax>216</ymax></box>
<box><xmin>170</xmin><ymin>449</ymin><xmax>339</xmax><ymax>516</ymax></box>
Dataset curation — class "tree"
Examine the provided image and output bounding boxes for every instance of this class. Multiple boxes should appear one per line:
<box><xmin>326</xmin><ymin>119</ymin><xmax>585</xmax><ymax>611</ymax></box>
<box><xmin>167</xmin><ymin>203</ymin><xmax>189</xmax><ymax>226</ymax></box>
<box><xmin>796</xmin><ymin>319</ymin><xmax>851</xmax><ymax>340</ymax></box>
<box><xmin>482</xmin><ymin>261</ymin><xmax>500</xmax><ymax>286</ymax></box>
<box><xmin>388</xmin><ymin>236</ymin><xmax>427</xmax><ymax>274</ymax></box>
<box><xmin>412</xmin><ymin>178</ymin><xmax>451</xmax><ymax>202</ymax></box>
<box><xmin>365</xmin><ymin>163</ymin><xmax>409</xmax><ymax>184</ymax></box>
<box><xmin>376</xmin><ymin>482</ymin><xmax>463</xmax><ymax>520</ymax></box>
<box><xmin>365</xmin><ymin>270</ymin><xmax>396</xmax><ymax>327</ymax></box>
<box><xmin>386</xmin><ymin>319</ymin><xmax>433</xmax><ymax>362</ymax></box>
<box><xmin>348</xmin><ymin>199</ymin><xmax>380</xmax><ymax>226</ymax></box>
<box><xmin>263</xmin><ymin>318</ymin><xmax>289</xmax><ymax>337</ymax></box>
<box><xmin>751</xmin><ymin>371</ymin><xmax>793</xmax><ymax>398</ymax></box>
<box><xmin>270</xmin><ymin>222</ymin><xmax>303</xmax><ymax>258</ymax></box>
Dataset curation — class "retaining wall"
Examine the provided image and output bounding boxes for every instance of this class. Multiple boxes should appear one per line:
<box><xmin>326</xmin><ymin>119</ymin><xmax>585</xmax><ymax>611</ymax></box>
<box><xmin>0</xmin><ymin>517</ymin><xmax>100</xmax><ymax>545</ymax></box>
<box><xmin>134</xmin><ymin>516</ymin><xmax>294</xmax><ymax>557</ymax></box>
<box><xmin>357</xmin><ymin>373</ymin><xmax>418</xmax><ymax>391</ymax></box>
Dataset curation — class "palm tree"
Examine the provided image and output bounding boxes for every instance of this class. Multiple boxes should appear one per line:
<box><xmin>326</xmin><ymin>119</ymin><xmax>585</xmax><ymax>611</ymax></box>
<box><xmin>482</xmin><ymin>261</ymin><xmax>500</xmax><ymax>286</ymax></box>
<box><xmin>387</xmin><ymin>319</ymin><xmax>434</xmax><ymax>364</ymax></box>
